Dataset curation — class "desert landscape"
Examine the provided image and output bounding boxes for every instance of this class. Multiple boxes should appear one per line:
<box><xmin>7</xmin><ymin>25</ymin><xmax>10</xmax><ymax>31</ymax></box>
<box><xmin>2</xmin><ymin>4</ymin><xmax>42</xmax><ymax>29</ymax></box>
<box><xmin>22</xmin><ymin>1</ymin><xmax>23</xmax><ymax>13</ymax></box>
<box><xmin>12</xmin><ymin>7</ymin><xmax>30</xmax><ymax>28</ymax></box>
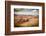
<box><xmin>14</xmin><ymin>15</ymin><xmax>39</xmax><ymax>27</ymax></box>
<box><xmin>14</xmin><ymin>8</ymin><xmax>39</xmax><ymax>27</ymax></box>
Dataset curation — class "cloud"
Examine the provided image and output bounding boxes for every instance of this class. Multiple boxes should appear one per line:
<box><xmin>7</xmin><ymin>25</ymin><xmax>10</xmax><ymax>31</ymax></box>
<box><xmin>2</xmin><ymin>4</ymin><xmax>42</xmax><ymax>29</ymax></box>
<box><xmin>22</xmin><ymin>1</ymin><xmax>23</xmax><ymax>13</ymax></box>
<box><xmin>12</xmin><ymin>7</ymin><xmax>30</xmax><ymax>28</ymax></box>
<box><xmin>15</xmin><ymin>10</ymin><xmax>39</xmax><ymax>16</ymax></box>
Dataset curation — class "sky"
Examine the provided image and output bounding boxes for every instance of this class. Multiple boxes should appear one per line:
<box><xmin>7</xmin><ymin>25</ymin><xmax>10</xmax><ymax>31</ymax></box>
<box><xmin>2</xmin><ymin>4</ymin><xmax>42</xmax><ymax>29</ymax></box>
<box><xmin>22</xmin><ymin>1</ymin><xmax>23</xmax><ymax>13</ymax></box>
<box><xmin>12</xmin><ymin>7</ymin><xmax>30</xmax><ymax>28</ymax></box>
<box><xmin>14</xmin><ymin>9</ymin><xmax>39</xmax><ymax>16</ymax></box>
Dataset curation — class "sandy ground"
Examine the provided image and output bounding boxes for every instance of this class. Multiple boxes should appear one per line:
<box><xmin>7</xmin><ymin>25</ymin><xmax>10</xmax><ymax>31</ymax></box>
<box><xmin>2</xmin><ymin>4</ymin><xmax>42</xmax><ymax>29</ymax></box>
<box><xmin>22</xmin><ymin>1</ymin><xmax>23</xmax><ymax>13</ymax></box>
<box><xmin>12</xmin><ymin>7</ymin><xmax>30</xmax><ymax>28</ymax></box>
<box><xmin>14</xmin><ymin>15</ymin><xmax>39</xmax><ymax>27</ymax></box>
